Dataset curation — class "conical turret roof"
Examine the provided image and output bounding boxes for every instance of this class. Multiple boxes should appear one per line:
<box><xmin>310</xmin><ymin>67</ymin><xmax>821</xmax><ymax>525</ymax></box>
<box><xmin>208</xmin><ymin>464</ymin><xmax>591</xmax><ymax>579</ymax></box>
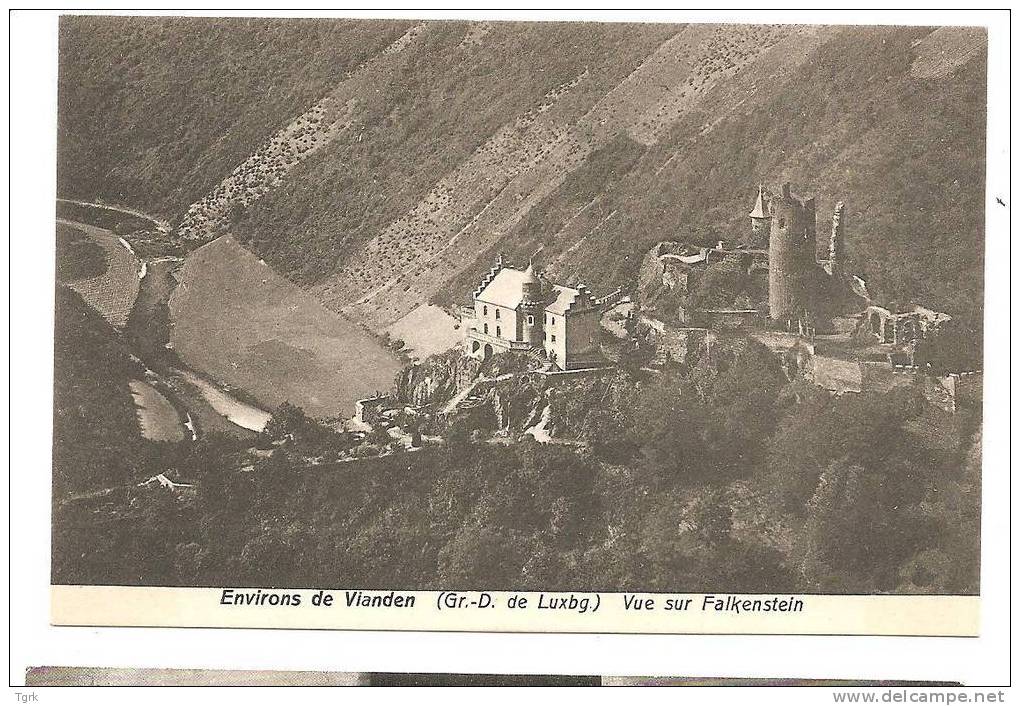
<box><xmin>523</xmin><ymin>260</ymin><xmax>541</xmax><ymax>286</ymax></box>
<box><xmin>749</xmin><ymin>184</ymin><xmax>769</xmax><ymax>219</ymax></box>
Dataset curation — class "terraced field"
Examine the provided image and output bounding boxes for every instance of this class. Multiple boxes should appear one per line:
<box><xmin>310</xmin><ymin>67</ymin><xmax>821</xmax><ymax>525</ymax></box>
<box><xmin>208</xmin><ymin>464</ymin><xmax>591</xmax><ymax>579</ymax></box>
<box><xmin>911</xmin><ymin>26</ymin><xmax>986</xmax><ymax>79</ymax></box>
<box><xmin>311</xmin><ymin>24</ymin><xmax>816</xmax><ymax>329</ymax></box>
<box><xmin>174</xmin><ymin>23</ymin><xmax>434</xmax><ymax>241</ymax></box>
<box><xmin>56</xmin><ymin>219</ymin><xmax>141</xmax><ymax>329</ymax></box>
<box><xmin>61</xmin><ymin>20</ymin><xmax>988</xmax><ymax>333</ymax></box>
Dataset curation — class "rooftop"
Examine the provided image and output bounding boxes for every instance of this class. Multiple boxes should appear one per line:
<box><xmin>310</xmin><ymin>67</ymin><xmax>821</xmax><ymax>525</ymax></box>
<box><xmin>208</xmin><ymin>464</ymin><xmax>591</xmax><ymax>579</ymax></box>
<box><xmin>749</xmin><ymin>184</ymin><xmax>769</xmax><ymax>218</ymax></box>
<box><xmin>476</xmin><ymin>267</ymin><xmax>532</xmax><ymax>309</ymax></box>
<box><xmin>546</xmin><ymin>285</ymin><xmax>580</xmax><ymax>315</ymax></box>
<box><xmin>476</xmin><ymin>266</ymin><xmax>588</xmax><ymax>314</ymax></box>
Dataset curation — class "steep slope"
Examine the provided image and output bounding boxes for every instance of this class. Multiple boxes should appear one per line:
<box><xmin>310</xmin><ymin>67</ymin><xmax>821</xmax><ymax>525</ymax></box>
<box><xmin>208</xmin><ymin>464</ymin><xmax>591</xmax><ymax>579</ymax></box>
<box><xmin>234</xmin><ymin>21</ymin><xmax>681</xmax><ymax>292</ymax></box>
<box><xmin>260</xmin><ymin>23</ymin><xmax>804</xmax><ymax>329</ymax></box>
<box><xmin>168</xmin><ymin>236</ymin><xmax>402</xmax><ymax>418</ymax></box>
<box><xmin>438</xmin><ymin>25</ymin><xmax>987</xmax><ymax>322</ymax></box>
<box><xmin>174</xmin><ymin>22</ymin><xmax>430</xmax><ymax>241</ymax></box>
<box><xmin>53</xmin><ymin>286</ymin><xmax>145</xmax><ymax>496</ymax></box>
<box><xmin>59</xmin><ymin>20</ymin><xmax>987</xmax><ymax>331</ymax></box>
<box><xmin>58</xmin><ymin>16</ymin><xmax>412</xmax><ymax>216</ymax></box>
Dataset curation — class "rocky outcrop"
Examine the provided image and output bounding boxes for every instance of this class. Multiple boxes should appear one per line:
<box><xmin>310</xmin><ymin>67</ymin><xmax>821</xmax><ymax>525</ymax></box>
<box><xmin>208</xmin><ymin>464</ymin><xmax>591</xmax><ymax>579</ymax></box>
<box><xmin>636</xmin><ymin>241</ymin><xmax>698</xmax><ymax>320</ymax></box>
<box><xmin>395</xmin><ymin>349</ymin><xmax>483</xmax><ymax>407</ymax></box>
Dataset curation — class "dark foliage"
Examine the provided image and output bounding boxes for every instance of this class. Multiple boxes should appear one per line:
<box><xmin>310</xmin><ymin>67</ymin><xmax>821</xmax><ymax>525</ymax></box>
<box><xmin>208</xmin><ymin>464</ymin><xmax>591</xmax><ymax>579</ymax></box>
<box><xmin>52</xmin><ymin>287</ymin><xmax>145</xmax><ymax>496</ymax></box>
<box><xmin>915</xmin><ymin>319</ymin><xmax>984</xmax><ymax>375</ymax></box>
<box><xmin>57</xmin><ymin>16</ymin><xmax>411</xmax><ymax>216</ymax></box>
<box><xmin>53</xmin><ymin>329</ymin><xmax>979</xmax><ymax>594</ymax></box>
<box><xmin>55</xmin><ymin>223</ymin><xmax>106</xmax><ymax>283</ymax></box>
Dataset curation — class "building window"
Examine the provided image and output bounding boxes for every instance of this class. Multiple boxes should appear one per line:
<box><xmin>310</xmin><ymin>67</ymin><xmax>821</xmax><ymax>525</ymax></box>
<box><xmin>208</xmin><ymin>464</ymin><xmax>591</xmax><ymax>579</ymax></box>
<box><xmin>496</xmin><ymin>326</ymin><xmax>501</xmax><ymax>338</ymax></box>
<box><xmin>527</xmin><ymin>314</ymin><xmax>534</xmax><ymax>325</ymax></box>
<box><xmin>484</xmin><ymin>323</ymin><xmax>489</xmax><ymax>334</ymax></box>
<box><xmin>482</xmin><ymin>305</ymin><xmax>488</xmax><ymax>316</ymax></box>
<box><xmin>545</xmin><ymin>314</ymin><xmax>548</xmax><ymax>325</ymax></box>
<box><xmin>551</xmin><ymin>334</ymin><xmax>556</xmax><ymax>343</ymax></box>
<box><xmin>495</xmin><ymin>309</ymin><xmax>500</xmax><ymax>320</ymax></box>
<box><xmin>551</xmin><ymin>317</ymin><xmax>556</xmax><ymax>327</ymax></box>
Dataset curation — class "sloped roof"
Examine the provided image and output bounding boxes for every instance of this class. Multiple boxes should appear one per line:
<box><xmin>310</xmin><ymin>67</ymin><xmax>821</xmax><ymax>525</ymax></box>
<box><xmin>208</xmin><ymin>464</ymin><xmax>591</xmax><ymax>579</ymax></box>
<box><xmin>522</xmin><ymin>261</ymin><xmax>541</xmax><ymax>286</ymax></box>
<box><xmin>749</xmin><ymin>184</ymin><xmax>769</xmax><ymax>219</ymax></box>
<box><xmin>546</xmin><ymin>285</ymin><xmax>580</xmax><ymax>315</ymax></box>
<box><xmin>477</xmin><ymin>266</ymin><xmax>593</xmax><ymax>315</ymax></box>
<box><xmin>476</xmin><ymin>267</ymin><xmax>530</xmax><ymax>308</ymax></box>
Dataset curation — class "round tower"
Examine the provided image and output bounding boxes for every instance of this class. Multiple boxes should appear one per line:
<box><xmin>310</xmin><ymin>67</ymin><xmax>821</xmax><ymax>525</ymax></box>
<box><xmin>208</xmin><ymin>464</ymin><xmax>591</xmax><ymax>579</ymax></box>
<box><xmin>520</xmin><ymin>261</ymin><xmax>545</xmax><ymax>347</ymax></box>
<box><xmin>768</xmin><ymin>182</ymin><xmax>815</xmax><ymax>322</ymax></box>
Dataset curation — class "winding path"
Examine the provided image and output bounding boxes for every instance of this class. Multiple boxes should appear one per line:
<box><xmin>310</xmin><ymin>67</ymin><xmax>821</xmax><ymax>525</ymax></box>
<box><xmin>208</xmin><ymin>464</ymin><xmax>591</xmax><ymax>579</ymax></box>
<box><xmin>57</xmin><ymin>197</ymin><xmax>170</xmax><ymax>232</ymax></box>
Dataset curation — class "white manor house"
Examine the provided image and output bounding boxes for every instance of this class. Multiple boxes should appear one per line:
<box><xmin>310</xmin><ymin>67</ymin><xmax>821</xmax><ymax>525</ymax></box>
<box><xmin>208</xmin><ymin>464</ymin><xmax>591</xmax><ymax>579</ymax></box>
<box><xmin>464</xmin><ymin>257</ymin><xmax>603</xmax><ymax>370</ymax></box>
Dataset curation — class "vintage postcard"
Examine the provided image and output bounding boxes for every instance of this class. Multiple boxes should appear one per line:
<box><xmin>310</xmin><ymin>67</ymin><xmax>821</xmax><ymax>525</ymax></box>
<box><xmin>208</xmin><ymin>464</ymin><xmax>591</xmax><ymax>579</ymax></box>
<box><xmin>49</xmin><ymin>15</ymin><xmax>988</xmax><ymax>636</ymax></box>
<box><xmin>22</xmin><ymin>667</ymin><xmax>957</xmax><ymax>687</ymax></box>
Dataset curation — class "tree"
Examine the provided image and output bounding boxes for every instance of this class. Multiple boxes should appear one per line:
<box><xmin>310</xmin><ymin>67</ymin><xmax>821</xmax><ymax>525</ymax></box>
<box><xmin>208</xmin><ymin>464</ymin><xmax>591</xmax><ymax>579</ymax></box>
<box><xmin>763</xmin><ymin>387</ymin><xmax>923</xmax><ymax>513</ymax></box>
<box><xmin>261</xmin><ymin>401</ymin><xmax>343</xmax><ymax>451</ymax></box>
<box><xmin>626</xmin><ymin>371</ymin><xmax>713</xmax><ymax>486</ymax></box>
<box><xmin>914</xmin><ymin>319</ymin><xmax>983</xmax><ymax>375</ymax></box>
<box><xmin>705</xmin><ymin>339</ymin><xmax>787</xmax><ymax>474</ymax></box>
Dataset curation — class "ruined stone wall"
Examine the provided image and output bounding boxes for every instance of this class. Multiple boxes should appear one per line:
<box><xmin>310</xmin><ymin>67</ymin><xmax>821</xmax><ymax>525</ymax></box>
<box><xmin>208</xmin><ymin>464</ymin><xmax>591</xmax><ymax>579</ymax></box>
<box><xmin>925</xmin><ymin>371</ymin><xmax>983</xmax><ymax>413</ymax></box>
<box><xmin>860</xmin><ymin>362</ymin><xmax>915</xmax><ymax>394</ymax></box>
<box><xmin>809</xmin><ymin>355</ymin><xmax>863</xmax><ymax>394</ymax></box>
<box><xmin>649</xmin><ymin>327</ymin><xmax>709</xmax><ymax>367</ymax></box>
<box><xmin>826</xmin><ymin>201</ymin><xmax>846</xmax><ymax>276</ymax></box>
<box><xmin>354</xmin><ymin>395</ymin><xmax>396</xmax><ymax>424</ymax></box>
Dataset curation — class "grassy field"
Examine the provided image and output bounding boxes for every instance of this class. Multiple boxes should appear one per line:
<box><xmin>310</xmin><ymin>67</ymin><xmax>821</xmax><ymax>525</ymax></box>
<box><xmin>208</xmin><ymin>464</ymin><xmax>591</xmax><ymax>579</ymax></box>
<box><xmin>168</xmin><ymin>236</ymin><xmax>401</xmax><ymax>419</ymax></box>
<box><xmin>128</xmin><ymin>380</ymin><xmax>185</xmax><ymax>442</ymax></box>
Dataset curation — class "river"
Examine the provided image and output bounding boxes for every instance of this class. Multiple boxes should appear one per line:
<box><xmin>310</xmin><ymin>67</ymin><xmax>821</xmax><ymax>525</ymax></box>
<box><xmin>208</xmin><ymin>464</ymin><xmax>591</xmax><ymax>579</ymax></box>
<box><xmin>62</xmin><ymin>209</ymin><xmax>273</xmax><ymax>437</ymax></box>
<box><xmin>174</xmin><ymin>369</ymin><xmax>271</xmax><ymax>433</ymax></box>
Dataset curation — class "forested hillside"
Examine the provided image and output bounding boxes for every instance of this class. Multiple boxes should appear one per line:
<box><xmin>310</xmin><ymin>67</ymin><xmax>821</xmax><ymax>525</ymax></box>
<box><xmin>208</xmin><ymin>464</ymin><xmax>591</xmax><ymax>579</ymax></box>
<box><xmin>58</xmin><ymin>19</ymin><xmax>986</xmax><ymax>328</ymax></box>
<box><xmin>57</xmin><ymin>16</ymin><xmax>411</xmax><ymax>215</ymax></box>
<box><xmin>52</xmin><ymin>286</ymin><xmax>145</xmax><ymax>495</ymax></box>
<box><xmin>53</xmin><ymin>340</ymin><xmax>981</xmax><ymax>594</ymax></box>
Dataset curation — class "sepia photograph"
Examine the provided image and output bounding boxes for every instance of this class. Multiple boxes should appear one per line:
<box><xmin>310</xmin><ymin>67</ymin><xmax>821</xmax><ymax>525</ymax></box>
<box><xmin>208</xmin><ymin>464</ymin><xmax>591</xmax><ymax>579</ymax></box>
<box><xmin>51</xmin><ymin>16</ymin><xmax>986</xmax><ymax>605</ymax></box>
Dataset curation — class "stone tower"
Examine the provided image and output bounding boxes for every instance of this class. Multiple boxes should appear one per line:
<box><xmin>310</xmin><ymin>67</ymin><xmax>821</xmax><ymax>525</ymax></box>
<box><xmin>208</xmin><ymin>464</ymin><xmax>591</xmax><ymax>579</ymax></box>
<box><xmin>748</xmin><ymin>183</ymin><xmax>771</xmax><ymax>247</ymax></box>
<box><xmin>520</xmin><ymin>260</ymin><xmax>545</xmax><ymax>347</ymax></box>
<box><xmin>768</xmin><ymin>182</ymin><xmax>816</xmax><ymax>322</ymax></box>
<box><xmin>825</xmin><ymin>201</ymin><xmax>846</xmax><ymax>276</ymax></box>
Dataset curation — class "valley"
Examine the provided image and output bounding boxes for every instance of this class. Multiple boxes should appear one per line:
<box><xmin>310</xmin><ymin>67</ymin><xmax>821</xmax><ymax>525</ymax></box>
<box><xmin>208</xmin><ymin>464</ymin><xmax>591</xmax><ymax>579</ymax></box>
<box><xmin>56</xmin><ymin>20</ymin><xmax>987</xmax><ymax>333</ymax></box>
<box><xmin>51</xmin><ymin>18</ymin><xmax>985</xmax><ymax>595</ymax></box>
<box><xmin>55</xmin><ymin>212</ymin><xmax>267</xmax><ymax>445</ymax></box>
<box><xmin>55</xmin><ymin>195</ymin><xmax>405</xmax><ymax>454</ymax></box>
